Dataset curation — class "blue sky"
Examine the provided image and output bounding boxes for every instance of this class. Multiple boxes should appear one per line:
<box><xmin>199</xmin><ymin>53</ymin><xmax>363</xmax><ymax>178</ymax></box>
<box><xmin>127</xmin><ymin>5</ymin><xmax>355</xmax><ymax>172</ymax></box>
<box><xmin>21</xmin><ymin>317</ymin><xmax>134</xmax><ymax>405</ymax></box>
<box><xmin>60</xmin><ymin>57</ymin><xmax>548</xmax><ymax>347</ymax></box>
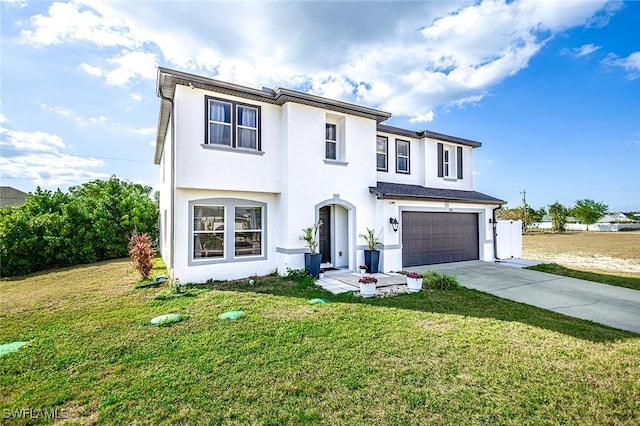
<box><xmin>1</xmin><ymin>0</ymin><xmax>638</xmax><ymax>211</ymax></box>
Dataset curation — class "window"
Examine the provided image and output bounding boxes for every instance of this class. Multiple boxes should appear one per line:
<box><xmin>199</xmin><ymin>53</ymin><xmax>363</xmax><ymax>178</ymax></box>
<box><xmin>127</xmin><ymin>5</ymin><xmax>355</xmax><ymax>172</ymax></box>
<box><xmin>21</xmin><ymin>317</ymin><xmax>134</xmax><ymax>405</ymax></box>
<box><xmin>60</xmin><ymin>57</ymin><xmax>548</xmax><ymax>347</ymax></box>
<box><xmin>235</xmin><ymin>206</ymin><xmax>263</xmax><ymax>256</ymax></box>
<box><xmin>376</xmin><ymin>135</ymin><xmax>388</xmax><ymax>171</ymax></box>
<box><xmin>437</xmin><ymin>143</ymin><xmax>463</xmax><ymax>179</ymax></box>
<box><xmin>396</xmin><ymin>139</ymin><xmax>410</xmax><ymax>174</ymax></box>
<box><xmin>193</xmin><ymin>205</ymin><xmax>225</xmax><ymax>259</ymax></box>
<box><xmin>205</xmin><ymin>96</ymin><xmax>261</xmax><ymax>150</ymax></box>
<box><xmin>191</xmin><ymin>199</ymin><xmax>266</xmax><ymax>263</ymax></box>
<box><xmin>325</xmin><ymin>123</ymin><xmax>337</xmax><ymax>160</ymax></box>
<box><xmin>237</xmin><ymin>105</ymin><xmax>258</xmax><ymax>149</ymax></box>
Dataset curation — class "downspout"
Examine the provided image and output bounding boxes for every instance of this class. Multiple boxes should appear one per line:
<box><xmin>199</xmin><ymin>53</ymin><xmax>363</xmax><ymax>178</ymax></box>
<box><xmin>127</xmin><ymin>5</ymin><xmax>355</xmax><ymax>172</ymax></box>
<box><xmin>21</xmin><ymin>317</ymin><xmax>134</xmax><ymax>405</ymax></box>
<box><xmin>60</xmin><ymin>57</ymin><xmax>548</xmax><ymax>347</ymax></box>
<box><xmin>158</xmin><ymin>87</ymin><xmax>175</xmax><ymax>277</ymax></box>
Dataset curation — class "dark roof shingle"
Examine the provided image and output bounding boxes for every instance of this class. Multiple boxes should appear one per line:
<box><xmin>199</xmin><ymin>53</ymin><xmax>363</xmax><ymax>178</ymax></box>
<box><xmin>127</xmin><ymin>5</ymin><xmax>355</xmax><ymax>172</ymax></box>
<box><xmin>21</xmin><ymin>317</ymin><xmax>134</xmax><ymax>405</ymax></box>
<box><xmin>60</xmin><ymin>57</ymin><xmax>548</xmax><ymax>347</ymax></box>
<box><xmin>370</xmin><ymin>182</ymin><xmax>505</xmax><ymax>205</ymax></box>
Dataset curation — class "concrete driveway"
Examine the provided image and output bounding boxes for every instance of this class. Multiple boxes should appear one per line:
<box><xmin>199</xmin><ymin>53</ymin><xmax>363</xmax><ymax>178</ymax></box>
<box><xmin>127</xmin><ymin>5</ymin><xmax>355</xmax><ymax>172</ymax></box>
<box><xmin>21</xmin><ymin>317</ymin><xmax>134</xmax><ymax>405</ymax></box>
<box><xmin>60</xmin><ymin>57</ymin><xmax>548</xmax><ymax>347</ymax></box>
<box><xmin>406</xmin><ymin>261</ymin><xmax>640</xmax><ymax>334</ymax></box>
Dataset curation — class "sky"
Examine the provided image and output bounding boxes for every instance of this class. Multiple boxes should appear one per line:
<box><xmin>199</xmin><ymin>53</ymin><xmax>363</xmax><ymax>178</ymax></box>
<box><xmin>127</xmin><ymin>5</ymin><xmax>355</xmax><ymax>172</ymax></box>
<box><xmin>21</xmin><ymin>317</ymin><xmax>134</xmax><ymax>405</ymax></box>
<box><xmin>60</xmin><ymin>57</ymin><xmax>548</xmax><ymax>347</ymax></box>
<box><xmin>1</xmin><ymin>0</ymin><xmax>639</xmax><ymax>212</ymax></box>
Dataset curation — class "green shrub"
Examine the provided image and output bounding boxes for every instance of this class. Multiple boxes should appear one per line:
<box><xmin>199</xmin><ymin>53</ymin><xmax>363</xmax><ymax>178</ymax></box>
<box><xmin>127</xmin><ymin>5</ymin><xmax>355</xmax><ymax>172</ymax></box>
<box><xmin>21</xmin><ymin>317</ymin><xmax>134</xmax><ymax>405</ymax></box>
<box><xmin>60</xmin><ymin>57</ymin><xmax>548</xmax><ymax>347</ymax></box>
<box><xmin>285</xmin><ymin>268</ymin><xmax>316</xmax><ymax>288</ymax></box>
<box><xmin>0</xmin><ymin>176</ymin><xmax>158</xmax><ymax>277</ymax></box>
<box><xmin>422</xmin><ymin>271</ymin><xmax>461</xmax><ymax>290</ymax></box>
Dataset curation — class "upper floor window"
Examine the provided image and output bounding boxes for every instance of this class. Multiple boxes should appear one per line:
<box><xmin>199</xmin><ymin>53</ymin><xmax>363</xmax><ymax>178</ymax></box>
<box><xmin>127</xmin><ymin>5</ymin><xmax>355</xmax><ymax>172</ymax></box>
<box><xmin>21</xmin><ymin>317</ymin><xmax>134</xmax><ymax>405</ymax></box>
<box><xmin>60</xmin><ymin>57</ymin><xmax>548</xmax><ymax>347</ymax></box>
<box><xmin>205</xmin><ymin>96</ymin><xmax>261</xmax><ymax>150</ymax></box>
<box><xmin>325</xmin><ymin>123</ymin><xmax>337</xmax><ymax>160</ymax></box>
<box><xmin>376</xmin><ymin>135</ymin><xmax>388</xmax><ymax>171</ymax></box>
<box><xmin>437</xmin><ymin>143</ymin><xmax>463</xmax><ymax>179</ymax></box>
<box><xmin>396</xmin><ymin>139</ymin><xmax>410</xmax><ymax>174</ymax></box>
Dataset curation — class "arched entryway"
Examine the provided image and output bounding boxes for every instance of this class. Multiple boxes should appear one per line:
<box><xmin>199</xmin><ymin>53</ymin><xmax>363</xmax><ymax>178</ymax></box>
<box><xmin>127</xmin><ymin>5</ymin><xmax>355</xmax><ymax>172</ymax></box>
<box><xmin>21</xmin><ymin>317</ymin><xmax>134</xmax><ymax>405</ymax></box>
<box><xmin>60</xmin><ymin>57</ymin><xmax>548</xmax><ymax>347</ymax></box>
<box><xmin>315</xmin><ymin>196</ymin><xmax>356</xmax><ymax>271</ymax></box>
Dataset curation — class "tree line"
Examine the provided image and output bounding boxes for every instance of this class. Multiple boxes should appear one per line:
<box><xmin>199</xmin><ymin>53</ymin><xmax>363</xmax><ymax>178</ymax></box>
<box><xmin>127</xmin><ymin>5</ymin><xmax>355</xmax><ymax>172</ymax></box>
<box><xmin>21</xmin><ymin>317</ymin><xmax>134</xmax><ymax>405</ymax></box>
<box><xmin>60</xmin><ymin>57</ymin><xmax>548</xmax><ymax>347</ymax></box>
<box><xmin>497</xmin><ymin>198</ymin><xmax>609</xmax><ymax>233</ymax></box>
<box><xmin>0</xmin><ymin>176</ymin><xmax>158</xmax><ymax>277</ymax></box>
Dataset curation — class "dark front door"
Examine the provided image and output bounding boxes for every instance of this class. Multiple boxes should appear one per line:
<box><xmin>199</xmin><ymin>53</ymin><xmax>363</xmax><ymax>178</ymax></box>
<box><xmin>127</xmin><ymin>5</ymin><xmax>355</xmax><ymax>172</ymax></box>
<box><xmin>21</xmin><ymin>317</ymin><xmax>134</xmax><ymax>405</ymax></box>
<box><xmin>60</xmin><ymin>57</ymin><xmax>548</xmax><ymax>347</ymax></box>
<box><xmin>319</xmin><ymin>206</ymin><xmax>331</xmax><ymax>264</ymax></box>
<box><xmin>402</xmin><ymin>212</ymin><xmax>479</xmax><ymax>267</ymax></box>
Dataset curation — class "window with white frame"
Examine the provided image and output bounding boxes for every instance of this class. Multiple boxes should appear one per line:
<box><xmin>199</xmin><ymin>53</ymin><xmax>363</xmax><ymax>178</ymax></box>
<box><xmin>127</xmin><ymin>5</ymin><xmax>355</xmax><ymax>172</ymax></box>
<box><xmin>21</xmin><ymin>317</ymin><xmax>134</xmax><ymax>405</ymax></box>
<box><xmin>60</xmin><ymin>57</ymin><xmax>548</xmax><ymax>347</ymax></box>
<box><xmin>325</xmin><ymin>123</ymin><xmax>337</xmax><ymax>160</ymax></box>
<box><xmin>234</xmin><ymin>206</ymin><xmax>263</xmax><ymax>257</ymax></box>
<box><xmin>193</xmin><ymin>205</ymin><xmax>225</xmax><ymax>259</ymax></box>
<box><xmin>396</xmin><ymin>139</ymin><xmax>410</xmax><ymax>174</ymax></box>
<box><xmin>205</xmin><ymin>96</ymin><xmax>261</xmax><ymax>150</ymax></box>
<box><xmin>376</xmin><ymin>135</ymin><xmax>388</xmax><ymax>171</ymax></box>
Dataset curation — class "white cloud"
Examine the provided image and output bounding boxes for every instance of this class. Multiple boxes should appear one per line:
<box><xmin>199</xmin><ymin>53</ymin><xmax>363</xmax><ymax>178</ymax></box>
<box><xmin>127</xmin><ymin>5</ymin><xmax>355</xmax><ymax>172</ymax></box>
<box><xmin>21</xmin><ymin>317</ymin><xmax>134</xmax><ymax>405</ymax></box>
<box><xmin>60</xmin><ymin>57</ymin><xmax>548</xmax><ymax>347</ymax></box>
<box><xmin>129</xmin><ymin>92</ymin><xmax>142</xmax><ymax>101</ymax></box>
<box><xmin>133</xmin><ymin>127</ymin><xmax>155</xmax><ymax>136</ymax></box>
<box><xmin>0</xmin><ymin>153</ymin><xmax>109</xmax><ymax>188</ymax></box>
<box><xmin>409</xmin><ymin>111</ymin><xmax>435</xmax><ymax>124</ymax></box>
<box><xmin>80</xmin><ymin>62</ymin><xmax>103</xmax><ymax>76</ymax></box>
<box><xmin>19</xmin><ymin>0</ymin><xmax>617</xmax><ymax>122</ymax></box>
<box><xmin>39</xmin><ymin>103</ymin><xmax>108</xmax><ymax>126</ymax></box>
<box><xmin>602</xmin><ymin>51</ymin><xmax>640</xmax><ymax>80</ymax></box>
<box><xmin>20</xmin><ymin>1</ymin><xmax>137</xmax><ymax>48</ymax></box>
<box><xmin>0</xmin><ymin>123</ymin><xmax>108</xmax><ymax>188</ymax></box>
<box><xmin>562</xmin><ymin>44</ymin><xmax>601</xmax><ymax>57</ymax></box>
<box><xmin>0</xmin><ymin>113</ymin><xmax>8</xmax><ymax>124</ymax></box>
<box><xmin>0</xmin><ymin>125</ymin><xmax>66</xmax><ymax>153</ymax></box>
<box><xmin>105</xmin><ymin>50</ymin><xmax>157</xmax><ymax>87</ymax></box>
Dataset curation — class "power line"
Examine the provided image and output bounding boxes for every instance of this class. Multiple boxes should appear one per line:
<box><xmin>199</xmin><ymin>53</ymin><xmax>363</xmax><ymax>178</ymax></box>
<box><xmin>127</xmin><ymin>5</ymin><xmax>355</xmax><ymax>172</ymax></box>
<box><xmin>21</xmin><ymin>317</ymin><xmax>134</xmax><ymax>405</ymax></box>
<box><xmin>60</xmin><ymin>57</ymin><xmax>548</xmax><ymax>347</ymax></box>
<box><xmin>0</xmin><ymin>147</ymin><xmax>154</xmax><ymax>163</ymax></box>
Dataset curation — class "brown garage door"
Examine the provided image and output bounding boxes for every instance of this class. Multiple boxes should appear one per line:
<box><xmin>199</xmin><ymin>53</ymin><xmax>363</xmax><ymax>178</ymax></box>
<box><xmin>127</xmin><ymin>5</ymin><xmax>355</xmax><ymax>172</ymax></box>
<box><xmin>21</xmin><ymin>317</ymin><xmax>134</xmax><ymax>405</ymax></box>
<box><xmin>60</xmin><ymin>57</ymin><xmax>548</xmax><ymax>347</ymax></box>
<box><xmin>402</xmin><ymin>212</ymin><xmax>479</xmax><ymax>267</ymax></box>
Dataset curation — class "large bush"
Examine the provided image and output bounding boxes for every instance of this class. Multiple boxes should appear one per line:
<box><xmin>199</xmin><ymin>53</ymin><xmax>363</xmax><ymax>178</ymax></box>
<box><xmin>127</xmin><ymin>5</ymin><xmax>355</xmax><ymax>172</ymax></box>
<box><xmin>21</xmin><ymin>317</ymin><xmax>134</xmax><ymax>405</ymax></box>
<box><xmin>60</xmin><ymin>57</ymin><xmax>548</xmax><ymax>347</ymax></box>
<box><xmin>0</xmin><ymin>176</ymin><xmax>158</xmax><ymax>277</ymax></box>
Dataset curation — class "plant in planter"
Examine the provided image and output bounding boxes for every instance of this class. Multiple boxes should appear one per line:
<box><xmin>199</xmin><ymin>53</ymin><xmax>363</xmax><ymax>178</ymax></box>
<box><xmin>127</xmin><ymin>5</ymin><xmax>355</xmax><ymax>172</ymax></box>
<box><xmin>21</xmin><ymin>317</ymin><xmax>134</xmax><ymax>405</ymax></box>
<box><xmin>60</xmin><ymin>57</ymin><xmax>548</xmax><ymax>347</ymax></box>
<box><xmin>359</xmin><ymin>227</ymin><xmax>382</xmax><ymax>273</ymax></box>
<box><xmin>359</xmin><ymin>265</ymin><xmax>368</xmax><ymax>275</ymax></box>
<box><xmin>358</xmin><ymin>275</ymin><xmax>377</xmax><ymax>298</ymax></box>
<box><xmin>300</xmin><ymin>220</ymin><xmax>323</xmax><ymax>278</ymax></box>
<box><xmin>406</xmin><ymin>271</ymin><xmax>423</xmax><ymax>292</ymax></box>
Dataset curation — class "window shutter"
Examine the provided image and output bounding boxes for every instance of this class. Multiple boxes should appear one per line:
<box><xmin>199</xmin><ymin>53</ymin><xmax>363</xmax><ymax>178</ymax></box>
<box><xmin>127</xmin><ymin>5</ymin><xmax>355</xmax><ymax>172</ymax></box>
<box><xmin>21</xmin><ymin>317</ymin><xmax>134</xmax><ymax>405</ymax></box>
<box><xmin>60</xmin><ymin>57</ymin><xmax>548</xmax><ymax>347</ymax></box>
<box><xmin>437</xmin><ymin>143</ymin><xmax>443</xmax><ymax>177</ymax></box>
<box><xmin>457</xmin><ymin>146</ymin><xmax>463</xmax><ymax>179</ymax></box>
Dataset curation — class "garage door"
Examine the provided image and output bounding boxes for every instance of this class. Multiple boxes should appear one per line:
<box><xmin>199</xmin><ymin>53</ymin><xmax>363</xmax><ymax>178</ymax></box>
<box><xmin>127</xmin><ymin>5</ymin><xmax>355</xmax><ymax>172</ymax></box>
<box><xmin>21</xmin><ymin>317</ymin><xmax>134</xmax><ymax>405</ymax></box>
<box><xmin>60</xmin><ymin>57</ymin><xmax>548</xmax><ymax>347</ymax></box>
<box><xmin>402</xmin><ymin>212</ymin><xmax>479</xmax><ymax>267</ymax></box>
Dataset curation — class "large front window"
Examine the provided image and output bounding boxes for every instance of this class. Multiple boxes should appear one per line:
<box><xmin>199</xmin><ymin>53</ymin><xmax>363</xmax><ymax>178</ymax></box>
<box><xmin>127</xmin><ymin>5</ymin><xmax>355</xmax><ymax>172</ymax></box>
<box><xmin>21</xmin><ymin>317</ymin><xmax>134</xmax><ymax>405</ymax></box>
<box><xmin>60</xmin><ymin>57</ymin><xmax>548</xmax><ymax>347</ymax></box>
<box><xmin>205</xmin><ymin>96</ymin><xmax>261</xmax><ymax>150</ymax></box>
<box><xmin>191</xmin><ymin>200</ymin><xmax>265</xmax><ymax>262</ymax></box>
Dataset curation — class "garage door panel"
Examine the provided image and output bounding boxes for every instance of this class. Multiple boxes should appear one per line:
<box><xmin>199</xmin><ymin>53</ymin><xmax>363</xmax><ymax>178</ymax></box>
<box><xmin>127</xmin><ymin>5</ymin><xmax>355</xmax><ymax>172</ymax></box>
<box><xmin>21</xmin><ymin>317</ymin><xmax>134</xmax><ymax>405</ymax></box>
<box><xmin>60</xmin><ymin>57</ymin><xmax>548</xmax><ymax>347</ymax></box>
<box><xmin>402</xmin><ymin>212</ymin><xmax>479</xmax><ymax>267</ymax></box>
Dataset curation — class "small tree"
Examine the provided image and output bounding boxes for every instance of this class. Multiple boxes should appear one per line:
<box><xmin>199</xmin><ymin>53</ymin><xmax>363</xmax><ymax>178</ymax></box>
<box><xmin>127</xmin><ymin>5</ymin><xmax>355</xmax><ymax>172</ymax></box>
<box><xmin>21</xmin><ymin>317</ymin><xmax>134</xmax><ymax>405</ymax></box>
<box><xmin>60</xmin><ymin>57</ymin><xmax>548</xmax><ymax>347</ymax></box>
<box><xmin>128</xmin><ymin>233</ymin><xmax>154</xmax><ymax>280</ymax></box>
<box><xmin>548</xmin><ymin>202</ymin><xmax>568</xmax><ymax>233</ymax></box>
<box><xmin>571</xmin><ymin>199</ymin><xmax>608</xmax><ymax>231</ymax></box>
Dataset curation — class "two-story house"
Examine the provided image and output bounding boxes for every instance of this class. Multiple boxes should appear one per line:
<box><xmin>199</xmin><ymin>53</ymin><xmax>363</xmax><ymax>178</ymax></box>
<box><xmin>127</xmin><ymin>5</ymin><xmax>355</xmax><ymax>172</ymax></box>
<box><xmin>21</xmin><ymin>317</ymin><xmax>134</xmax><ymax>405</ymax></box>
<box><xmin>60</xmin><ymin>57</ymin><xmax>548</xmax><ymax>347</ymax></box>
<box><xmin>154</xmin><ymin>67</ymin><xmax>504</xmax><ymax>283</ymax></box>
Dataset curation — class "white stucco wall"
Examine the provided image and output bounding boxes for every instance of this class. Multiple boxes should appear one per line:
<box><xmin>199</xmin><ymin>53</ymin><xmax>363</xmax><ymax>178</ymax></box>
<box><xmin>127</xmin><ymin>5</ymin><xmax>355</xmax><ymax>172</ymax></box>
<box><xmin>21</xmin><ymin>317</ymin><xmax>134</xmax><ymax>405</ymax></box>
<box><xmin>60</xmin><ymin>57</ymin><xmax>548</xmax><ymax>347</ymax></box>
<box><xmin>172</xmin><ymin>85</ymin><xmax>282</xmax><ymax>193</ymax></box>
<box><xmin>172</xmin><ymin>188</ymin><xmax>279</xmax><ymax>283</ymax></box>
<box><xmin>423</xmin><ymin>138</ymin><xmax>474</xmax><ymax>190</ymax></box>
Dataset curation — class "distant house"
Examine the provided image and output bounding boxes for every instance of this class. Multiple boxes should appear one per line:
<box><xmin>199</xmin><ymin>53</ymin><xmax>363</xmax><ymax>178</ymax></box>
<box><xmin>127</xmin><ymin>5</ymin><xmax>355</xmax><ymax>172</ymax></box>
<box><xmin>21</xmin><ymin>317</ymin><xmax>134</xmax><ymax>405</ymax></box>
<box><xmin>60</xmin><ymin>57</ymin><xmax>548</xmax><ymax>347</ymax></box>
<box><xmin>537</xmin><ymin>212</ymin><xmax>639</xmax><ymax>231</ymax></box>
<box><xmin>0</xmin><ymin>186</ymin><xmax>28</xmax><ymax>208</ymax></box>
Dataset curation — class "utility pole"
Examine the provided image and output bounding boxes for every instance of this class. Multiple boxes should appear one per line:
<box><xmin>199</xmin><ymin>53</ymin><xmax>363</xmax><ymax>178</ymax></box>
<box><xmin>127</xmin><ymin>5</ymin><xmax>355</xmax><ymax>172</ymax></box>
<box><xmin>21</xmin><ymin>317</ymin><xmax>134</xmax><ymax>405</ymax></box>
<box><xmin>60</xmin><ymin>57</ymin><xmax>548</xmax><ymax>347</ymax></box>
<box><xmin>520</xmin><ymin>189</ymin><xmax>528</xmax><ymax>233</ymax></box>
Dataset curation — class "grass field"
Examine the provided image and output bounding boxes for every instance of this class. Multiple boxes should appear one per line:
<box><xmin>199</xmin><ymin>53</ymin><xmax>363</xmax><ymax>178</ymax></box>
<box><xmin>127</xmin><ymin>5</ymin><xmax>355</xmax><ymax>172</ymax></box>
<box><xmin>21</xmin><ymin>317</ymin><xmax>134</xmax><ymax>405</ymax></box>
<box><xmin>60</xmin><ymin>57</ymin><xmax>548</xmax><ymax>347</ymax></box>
<box><xmin>523</xmin><ymin>231</ymin><xmax>640</xmax><ymax>279</ymax></box>
<box><xmin>1</xmin><ymin>258</ymin><xmax>639</xmax><ymax>424</ymax></box>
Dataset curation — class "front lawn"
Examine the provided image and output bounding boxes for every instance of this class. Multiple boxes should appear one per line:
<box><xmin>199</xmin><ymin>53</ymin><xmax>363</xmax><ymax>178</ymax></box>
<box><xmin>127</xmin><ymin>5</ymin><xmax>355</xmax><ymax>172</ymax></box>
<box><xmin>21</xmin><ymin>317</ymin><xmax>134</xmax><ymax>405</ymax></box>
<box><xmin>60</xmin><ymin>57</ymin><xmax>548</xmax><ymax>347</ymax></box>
<box><xmin>1</xmin><ymin>259</ymin><xmax>638</xmax><ymax>424</ymax></box>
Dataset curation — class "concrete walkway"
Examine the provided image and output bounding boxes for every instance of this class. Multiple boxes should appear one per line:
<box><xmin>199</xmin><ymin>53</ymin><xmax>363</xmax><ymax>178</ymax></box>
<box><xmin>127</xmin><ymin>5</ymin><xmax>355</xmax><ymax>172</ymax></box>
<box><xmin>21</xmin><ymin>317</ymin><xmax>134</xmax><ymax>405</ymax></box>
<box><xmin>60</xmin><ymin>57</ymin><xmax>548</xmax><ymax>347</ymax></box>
<box><xmin>317</xmin><ymin>271</ymin><xmax>407</xmax><ymax>294</ymax></box>
<box><xmin>406</xmin><ymin>261</ymin><xmax>640</xmax><ymax>334</ymax></box>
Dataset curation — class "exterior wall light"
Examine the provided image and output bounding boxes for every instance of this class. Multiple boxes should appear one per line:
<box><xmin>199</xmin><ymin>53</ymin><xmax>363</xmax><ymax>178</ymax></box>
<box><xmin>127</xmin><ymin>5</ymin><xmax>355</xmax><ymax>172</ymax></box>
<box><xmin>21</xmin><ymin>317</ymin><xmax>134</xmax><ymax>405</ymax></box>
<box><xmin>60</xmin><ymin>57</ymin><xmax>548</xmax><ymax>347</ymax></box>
<box><xmin>389</xmin><ymin>217</ymin><xmax>399</xmax><ymax>232</ymax></box>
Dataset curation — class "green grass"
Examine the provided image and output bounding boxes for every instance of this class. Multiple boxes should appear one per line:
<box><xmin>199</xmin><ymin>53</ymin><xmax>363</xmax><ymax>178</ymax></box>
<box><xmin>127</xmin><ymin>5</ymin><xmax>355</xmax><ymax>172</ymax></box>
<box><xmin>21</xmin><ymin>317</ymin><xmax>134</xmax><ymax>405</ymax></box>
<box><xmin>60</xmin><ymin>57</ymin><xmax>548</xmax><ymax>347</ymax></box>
<box><xmin>527</xmin><ymin>263</ymin><xmax>640</xmax><ymax>291</ymax></box>
<box><xmin>1</xmin><ymin>258</ymin><xmax>639</xmax><ymax>424</ymax></box>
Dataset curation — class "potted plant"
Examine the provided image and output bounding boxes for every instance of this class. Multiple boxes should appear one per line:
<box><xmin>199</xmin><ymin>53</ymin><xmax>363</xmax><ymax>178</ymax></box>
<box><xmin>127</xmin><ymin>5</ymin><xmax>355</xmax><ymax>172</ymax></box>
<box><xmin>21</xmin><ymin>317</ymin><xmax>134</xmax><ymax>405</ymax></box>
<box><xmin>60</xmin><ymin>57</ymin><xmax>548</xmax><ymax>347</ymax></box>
<box><xmin>359</xmin><ymin>227</ymin><xmax>382</xmax><ymax>273</ymax></box>
<box><xmin>406</xmin><ymin>272</ymin><xmax>423</xmax><ymax>292</ymax></box>
<box><xmin>359</xmin><ymin>275</ymin><xmax>377</xmax><ymax>298</ymax></box>
<box><xmin>300</xmin><ymin>220</ymin><xmax>323</xmax><ymax>278</ymax></box>
<box><xmin>359</xmin><ymin>265</ymin><xmax>368</xmax><ymax>275</ymax></box>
